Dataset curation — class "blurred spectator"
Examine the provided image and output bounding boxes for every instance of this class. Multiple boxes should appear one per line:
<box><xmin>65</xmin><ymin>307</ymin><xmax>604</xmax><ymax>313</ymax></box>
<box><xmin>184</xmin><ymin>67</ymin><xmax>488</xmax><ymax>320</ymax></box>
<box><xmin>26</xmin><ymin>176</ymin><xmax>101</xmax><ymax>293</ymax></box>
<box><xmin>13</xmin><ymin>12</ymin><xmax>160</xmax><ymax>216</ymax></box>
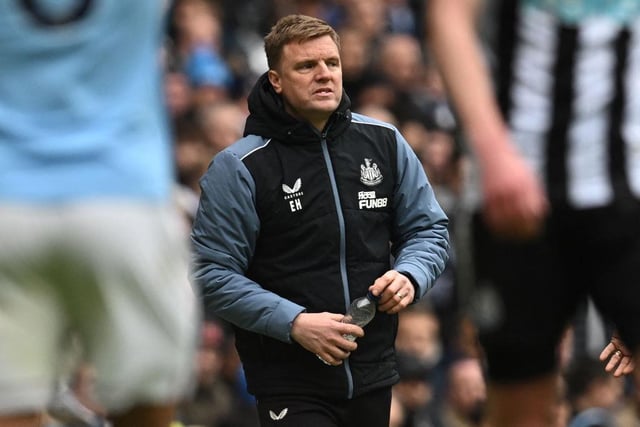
<box><xmin>339</xmin><ymin>28</ymin><xmax>393</xmax><ymax>110</ymax></box>
<box><xmin>176</xmin><ymin>321</ymin><xmax>234</xmax><ymax>427</ymax></box>
<box><xmin>198</xmin><ymin>100</ymin><xmax>248</xmax><ymax>155</ymax></box>
<box><xmin>372</xmin><ymin>31</ymin><xmax>462</xmax><ymax>214</ymax></box>
<box><xmin>272</xmin><ymin>0</ymin><xmax>341</xmax><ymax>24</ymax></box>
<box><xmin>216</xmin><ymin>332</ymin><xmax>260</xmax><ymax>427</ymax></box>
<box><xmin>568</xmin><ymin>408</ymin><xmax>617</xmax><ymax>427</ymax></box>
<box><xmin>340</xmin><ymin>0</ymin><xmax>389</xmax><ymax>46</ymax></box>
<box><xmin>169</xmin><ymin>0</ymin><xmax>233</xmax><ymax>107</ymax></box>
<box><xmin>386</xmin><ymin>0</ymin><xmax>419</xmax><ymax>36</ymax></box>
<box><xmin>396</xmin><ymin>303</ymin><xmax>443</xmax><ymax>370</ymax></box>
<box><xmin>377</xmin><ymin>33</ymin><xmax>422</xmax><ymax>94</ymax></box>
<box><xmin>565</xmin><ymin>356</ymin><xmax>625</xmax><ymax>427</ymax></box>
<box><xmin>376</xmin><ymin>33</ymin><xmax>456</xmax><ymax>133</ymax></box>
<box><xmin>432</xmin><ymin>356</ymin><xmax>486</xmax><ymax>427</ymax></box>
<box><xmin>394</xmin><ymin>351</ymin><xmax>438</xmax><ymax>427</ymax></box>
<box><xmin>422</xmin><ymin>127</ymin><xmax>456</xmax><ymax>183</ymax></box>
<box><xmin>400</xmin><ymin>123</ymin><xmax>462</xmax><ymax>209</ymax></box>
<box><xmin>176</xmin><ymin>319</ymin><xmax>261</xmax><ymax>427</ymax></box>
<box><xmin>398</xmin><ymin>120</ymin><xmax>465</xmax><ymax>367</ymax></box>
<box><xmin>219</xmin><ymin>0</ymin><xmax>275</xmax><ymax>44</ymax></box>
<box><xmin>174</xmin><ymin>113</ymin><xmax>213</xmax><ymax>196</ymax></box>
<box><xmin>614</xmin><ymin>373</ymin><xmax>640</xmax><ymax>426</ymax></box>
<box><xmin>165</xmin><ymin>70</ymin><xmax>195</xmax><ymax>120</ymax></box>
<box><xmin>173</xmin><ymin>101</ymin><xmax>247</xmax><ymax>220</ymax></box>
<box><xmin>356</xmin><ymin>103</ymin><xmax>398</xmax><ymax>127</ymax></box>
<box><xmin>393</xmin><ymin>303</ymin><xmax>444</xmax><ymax>426</ymax></box>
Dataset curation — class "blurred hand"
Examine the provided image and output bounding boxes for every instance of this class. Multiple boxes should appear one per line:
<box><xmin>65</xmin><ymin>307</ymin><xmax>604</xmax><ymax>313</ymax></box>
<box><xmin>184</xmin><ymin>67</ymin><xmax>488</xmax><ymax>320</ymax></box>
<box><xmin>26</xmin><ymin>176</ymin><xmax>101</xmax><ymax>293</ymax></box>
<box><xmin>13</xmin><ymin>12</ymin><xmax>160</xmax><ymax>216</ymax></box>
<box><xmin>479</xmin><ymin>146</ymin><xmax>549</xmax><ymax>240</ymax></box>
<box><xmin>291</xmin><ymin>312</ymin><xmax>360</xmax><ymax>366</ymax></box>
<box><xmin>599</xmin><ymin>335</ymin><xmax>634</xmax><ymax>377</ymax></box>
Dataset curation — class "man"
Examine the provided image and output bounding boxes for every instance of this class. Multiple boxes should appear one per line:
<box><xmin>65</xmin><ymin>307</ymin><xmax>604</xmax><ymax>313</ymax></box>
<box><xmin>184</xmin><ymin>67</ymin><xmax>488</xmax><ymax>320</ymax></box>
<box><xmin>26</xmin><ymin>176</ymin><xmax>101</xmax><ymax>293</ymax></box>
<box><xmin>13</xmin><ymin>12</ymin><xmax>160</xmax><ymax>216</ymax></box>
<box><xmin>0</xmin><ymin>2</ymin><xmax>198</xmax><ymax>426</ymax></box>
<box><xmin>427</xmin><ymin>1</ymin><xmax>640</xmax><ymax>425</ymax></box>
<box><xmin>191</xmin><ymin>14</ymin><xmax>450</xmax><ymax>427</ymax></box>
<box><xmin>434</xmin><ymin>356</ymin><xmax>487</xmax><ymax>427</ymax></box>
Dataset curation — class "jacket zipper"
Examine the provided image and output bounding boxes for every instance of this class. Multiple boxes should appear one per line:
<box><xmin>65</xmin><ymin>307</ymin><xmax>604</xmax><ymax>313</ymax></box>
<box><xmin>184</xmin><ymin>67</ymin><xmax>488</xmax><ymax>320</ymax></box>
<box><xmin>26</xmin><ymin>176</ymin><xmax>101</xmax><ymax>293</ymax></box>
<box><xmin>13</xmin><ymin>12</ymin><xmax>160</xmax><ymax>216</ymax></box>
<box><xmin>319</xmin><ymin>132</ymin><xmax>355</xmax><ymax>399</ymax></box>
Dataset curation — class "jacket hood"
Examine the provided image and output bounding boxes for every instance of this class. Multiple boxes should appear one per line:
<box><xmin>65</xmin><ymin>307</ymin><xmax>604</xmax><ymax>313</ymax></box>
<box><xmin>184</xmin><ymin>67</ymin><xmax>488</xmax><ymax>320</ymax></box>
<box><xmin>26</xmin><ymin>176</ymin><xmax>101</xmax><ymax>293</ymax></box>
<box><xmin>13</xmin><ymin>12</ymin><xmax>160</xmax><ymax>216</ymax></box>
<box><xmin>243</xmin><ymin>72</ymin><xmax>352</xmax><ymax>143</ymax></box>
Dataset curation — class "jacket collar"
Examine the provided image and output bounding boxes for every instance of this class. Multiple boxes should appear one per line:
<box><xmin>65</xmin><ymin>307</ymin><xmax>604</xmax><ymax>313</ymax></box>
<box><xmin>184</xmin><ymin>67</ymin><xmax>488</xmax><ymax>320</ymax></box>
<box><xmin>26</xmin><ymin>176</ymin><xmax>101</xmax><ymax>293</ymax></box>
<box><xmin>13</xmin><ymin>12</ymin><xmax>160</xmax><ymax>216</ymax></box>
<box><xmin>243</xmin><ymin>72</ymin><xmax>352</xmax><ymax>144</ymax></box>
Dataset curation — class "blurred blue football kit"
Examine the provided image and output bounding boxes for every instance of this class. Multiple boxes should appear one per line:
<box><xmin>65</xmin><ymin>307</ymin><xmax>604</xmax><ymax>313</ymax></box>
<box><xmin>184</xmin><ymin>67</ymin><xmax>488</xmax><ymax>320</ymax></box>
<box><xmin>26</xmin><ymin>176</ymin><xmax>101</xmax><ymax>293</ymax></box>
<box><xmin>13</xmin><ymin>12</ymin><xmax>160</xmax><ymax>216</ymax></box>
<box><xmin>0</xmin><ymin>0</ymin><xmax>198</xmax><ymax>415</ymax></box>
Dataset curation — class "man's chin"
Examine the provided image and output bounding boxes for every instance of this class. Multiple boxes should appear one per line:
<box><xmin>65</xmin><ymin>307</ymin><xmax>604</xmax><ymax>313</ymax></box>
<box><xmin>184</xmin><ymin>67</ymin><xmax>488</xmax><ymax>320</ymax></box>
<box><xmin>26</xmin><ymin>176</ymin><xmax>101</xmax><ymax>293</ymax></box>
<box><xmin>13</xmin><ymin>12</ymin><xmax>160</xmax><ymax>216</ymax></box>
<box><xmin>311</xmin><ymin>100</ymin><xmax>340</xmax><ymax>113</ymax></box>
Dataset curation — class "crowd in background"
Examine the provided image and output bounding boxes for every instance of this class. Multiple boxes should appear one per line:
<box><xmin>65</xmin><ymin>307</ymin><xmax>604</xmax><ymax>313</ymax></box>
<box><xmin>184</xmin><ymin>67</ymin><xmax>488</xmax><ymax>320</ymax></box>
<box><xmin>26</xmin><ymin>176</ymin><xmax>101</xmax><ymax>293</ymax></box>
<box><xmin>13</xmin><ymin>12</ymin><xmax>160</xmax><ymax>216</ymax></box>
<box><xmin>148</xmin><ymin>0</ymin><xmax>640</xmax><ymax>426</ymax></box>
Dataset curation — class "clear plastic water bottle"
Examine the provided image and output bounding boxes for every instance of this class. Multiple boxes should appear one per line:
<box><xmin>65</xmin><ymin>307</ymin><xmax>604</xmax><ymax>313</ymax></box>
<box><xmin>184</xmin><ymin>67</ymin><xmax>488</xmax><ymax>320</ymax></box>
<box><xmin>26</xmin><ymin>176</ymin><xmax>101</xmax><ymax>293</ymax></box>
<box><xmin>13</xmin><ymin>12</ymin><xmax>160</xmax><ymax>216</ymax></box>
<box><xmin>342</xmin><ymin>291</ymin><xmax>379</xmax><ymax>341</ymax></box>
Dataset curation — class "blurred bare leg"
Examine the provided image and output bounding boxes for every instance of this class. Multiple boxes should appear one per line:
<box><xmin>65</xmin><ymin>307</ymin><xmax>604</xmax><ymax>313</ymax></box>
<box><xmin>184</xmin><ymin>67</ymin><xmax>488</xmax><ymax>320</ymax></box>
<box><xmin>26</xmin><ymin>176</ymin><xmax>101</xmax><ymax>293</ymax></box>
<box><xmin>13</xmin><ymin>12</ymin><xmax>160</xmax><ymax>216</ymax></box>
<box><xmin>485</xmin><ymin>374</ymin><xmax>558</xmax><ymax>427</ymax></box>
<box><xmin>109</xmin><ymin>404</ymin><xmax>176</xmax><ymax>427</ymax></box>
<box><xmin>0</xmin><ymin>413</ymin><xmax>42</xmax><ymax>427</ymax></box>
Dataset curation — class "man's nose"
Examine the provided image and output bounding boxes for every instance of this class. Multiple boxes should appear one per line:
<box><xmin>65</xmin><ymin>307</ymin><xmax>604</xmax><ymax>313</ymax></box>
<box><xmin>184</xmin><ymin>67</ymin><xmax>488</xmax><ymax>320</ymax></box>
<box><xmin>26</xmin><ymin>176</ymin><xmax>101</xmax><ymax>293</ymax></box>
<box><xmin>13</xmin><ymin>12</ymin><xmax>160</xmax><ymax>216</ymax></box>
<box><xmin>315</xmin><ymin>62</ymin><xmax>331</xmax><ymax>79</ymax></box>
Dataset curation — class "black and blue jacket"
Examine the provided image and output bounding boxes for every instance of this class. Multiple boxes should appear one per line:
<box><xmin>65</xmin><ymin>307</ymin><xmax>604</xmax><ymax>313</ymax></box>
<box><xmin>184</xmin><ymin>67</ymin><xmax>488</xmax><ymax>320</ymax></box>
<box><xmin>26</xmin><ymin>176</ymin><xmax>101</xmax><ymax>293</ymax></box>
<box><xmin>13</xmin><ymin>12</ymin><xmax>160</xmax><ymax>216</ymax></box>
<box><xmin>191</xmin><ymin>73</ymin><xmax>449</xmax><ymax>399</ymax></box>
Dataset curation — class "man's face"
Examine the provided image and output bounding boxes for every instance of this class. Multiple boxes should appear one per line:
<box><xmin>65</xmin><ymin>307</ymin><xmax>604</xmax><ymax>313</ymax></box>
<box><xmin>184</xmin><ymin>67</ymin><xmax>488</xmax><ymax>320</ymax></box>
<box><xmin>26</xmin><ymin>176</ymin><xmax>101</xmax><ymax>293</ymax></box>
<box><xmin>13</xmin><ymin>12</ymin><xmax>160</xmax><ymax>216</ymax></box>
<box><xmin>268</xmin><ymin>35</ymin><xmax>343</xmax><ymax>130</ymax></box>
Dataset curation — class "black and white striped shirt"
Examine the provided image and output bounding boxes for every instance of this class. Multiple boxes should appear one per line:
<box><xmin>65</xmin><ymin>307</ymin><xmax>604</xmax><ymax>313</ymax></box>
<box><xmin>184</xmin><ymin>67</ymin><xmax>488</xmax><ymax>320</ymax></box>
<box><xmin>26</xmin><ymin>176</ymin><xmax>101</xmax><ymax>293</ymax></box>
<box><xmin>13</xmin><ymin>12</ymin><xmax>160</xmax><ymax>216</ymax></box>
<box><xmin>488</xmin><ymin>0</ymin><xmax>640</xmax><ymax>208</ymax></box>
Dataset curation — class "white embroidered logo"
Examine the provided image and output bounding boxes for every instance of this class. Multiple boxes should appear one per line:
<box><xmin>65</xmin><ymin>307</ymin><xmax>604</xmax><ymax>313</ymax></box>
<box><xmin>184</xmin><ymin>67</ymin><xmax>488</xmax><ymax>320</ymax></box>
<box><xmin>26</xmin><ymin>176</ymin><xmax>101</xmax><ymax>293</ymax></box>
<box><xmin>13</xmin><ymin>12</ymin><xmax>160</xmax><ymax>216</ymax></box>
<box><xmin>269</xmin><ymin>408</ymin><xmax>289</xmax><ymax>421</ymax></box>
<box><xmin>282</xmin><ymin>178</ymin><xmax>301</xmax><ymax>194</ymax></box>
<box><xmin>282</xmin><ymin>178</ymin><xmax>303</xmax><ymax>212</ymax></box>
<box><xmin>358</xmin><ymin>190</ymin><xmax>388</xmax><ymax>210</ymax></box>
<box><xmin>360</xmin><ymin>158</ymin><xmax>383</xmax><ymax>186</ymax></box>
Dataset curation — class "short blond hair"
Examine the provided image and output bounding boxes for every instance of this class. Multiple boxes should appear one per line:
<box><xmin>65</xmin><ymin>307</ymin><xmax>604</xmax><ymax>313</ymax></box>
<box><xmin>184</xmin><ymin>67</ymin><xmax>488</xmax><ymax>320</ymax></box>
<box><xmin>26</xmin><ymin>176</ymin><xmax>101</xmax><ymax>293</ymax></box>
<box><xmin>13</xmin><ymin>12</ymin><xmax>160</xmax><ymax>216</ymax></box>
<box><xmin>264</xmin><ymin>14</ymin><xmax>340</xmax><ymax>70</ymax></box>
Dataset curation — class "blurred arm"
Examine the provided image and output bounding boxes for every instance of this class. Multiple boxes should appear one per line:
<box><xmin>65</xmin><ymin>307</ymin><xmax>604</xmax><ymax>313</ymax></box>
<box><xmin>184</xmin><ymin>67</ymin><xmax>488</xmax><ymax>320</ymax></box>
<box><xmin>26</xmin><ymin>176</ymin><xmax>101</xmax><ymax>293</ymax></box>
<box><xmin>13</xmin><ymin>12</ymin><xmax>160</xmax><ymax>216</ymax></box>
<box><xmin>427</xmin><ymin>0</ymin><xmax>549</xmax><ymax>239</ymax></box>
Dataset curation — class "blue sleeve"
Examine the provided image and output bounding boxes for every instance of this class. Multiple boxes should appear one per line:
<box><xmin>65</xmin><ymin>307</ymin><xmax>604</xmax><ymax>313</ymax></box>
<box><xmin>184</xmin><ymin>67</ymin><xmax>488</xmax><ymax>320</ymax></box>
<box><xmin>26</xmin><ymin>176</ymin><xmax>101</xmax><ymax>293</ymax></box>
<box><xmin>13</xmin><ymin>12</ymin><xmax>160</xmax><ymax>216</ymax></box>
<box><xmin>390</xmin><ymin>129</ymin><xmax>450</xmax><ymax>300</ymax></box>
<box><xmin>190</xmin><ymin>149</ymin><xmax>305</xmax><ymax>343</ymax></box>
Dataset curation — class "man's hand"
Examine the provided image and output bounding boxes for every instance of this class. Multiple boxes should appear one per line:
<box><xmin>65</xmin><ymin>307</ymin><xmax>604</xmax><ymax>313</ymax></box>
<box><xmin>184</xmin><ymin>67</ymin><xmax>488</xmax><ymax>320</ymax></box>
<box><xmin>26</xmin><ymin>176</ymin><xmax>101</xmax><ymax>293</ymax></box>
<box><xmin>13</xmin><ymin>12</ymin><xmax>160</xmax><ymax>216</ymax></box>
<box><xmin>290</xmin><ymin>312</ymin><xmax>361</xmax><ymax>366</ymax></box>
<box><xmin>599</xmin><ymin>335</ymin><xmax>634</xmax><ymax>377</ymax></box>
<box><xmin>369</xmin><ymin>270</ymin><xmax>415</xmax><ymax>314</ymax></box>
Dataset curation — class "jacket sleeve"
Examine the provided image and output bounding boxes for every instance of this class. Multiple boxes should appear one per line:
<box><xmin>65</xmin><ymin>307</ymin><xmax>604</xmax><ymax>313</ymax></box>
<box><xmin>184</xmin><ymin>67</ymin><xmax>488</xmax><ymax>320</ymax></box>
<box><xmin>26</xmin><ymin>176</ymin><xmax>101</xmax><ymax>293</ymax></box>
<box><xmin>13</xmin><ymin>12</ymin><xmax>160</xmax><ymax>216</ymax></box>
<box><xmin>190</xmin><ymin>148</ymin><xmax>306</xmax><ymax>343</ymax></box>
<box><xmin>390</xmin><ymin>129</ymin><xmax>450</xmax><ymax>300</ymax></box>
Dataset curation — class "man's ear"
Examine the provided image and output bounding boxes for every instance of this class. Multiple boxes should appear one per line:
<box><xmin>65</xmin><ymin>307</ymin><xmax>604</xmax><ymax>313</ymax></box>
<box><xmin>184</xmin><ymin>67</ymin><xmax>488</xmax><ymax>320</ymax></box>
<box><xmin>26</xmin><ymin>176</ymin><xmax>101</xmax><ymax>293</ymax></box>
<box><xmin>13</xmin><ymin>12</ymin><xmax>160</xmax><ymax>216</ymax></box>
<box><xmin>268</xmin><ymin>69</ymin><xmax>282</xmax><ymax>94</ymax></box>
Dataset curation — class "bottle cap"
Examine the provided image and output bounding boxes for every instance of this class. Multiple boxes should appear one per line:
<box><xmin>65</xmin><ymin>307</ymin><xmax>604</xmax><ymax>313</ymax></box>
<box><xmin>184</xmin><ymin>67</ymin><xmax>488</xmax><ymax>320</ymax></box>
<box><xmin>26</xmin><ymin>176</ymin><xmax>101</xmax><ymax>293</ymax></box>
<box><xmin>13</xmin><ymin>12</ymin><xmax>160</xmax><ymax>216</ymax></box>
<box><xmin>367</xmin><ymin>290</ymin><xmax>380</xmax><ymax>302</ymax></box>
